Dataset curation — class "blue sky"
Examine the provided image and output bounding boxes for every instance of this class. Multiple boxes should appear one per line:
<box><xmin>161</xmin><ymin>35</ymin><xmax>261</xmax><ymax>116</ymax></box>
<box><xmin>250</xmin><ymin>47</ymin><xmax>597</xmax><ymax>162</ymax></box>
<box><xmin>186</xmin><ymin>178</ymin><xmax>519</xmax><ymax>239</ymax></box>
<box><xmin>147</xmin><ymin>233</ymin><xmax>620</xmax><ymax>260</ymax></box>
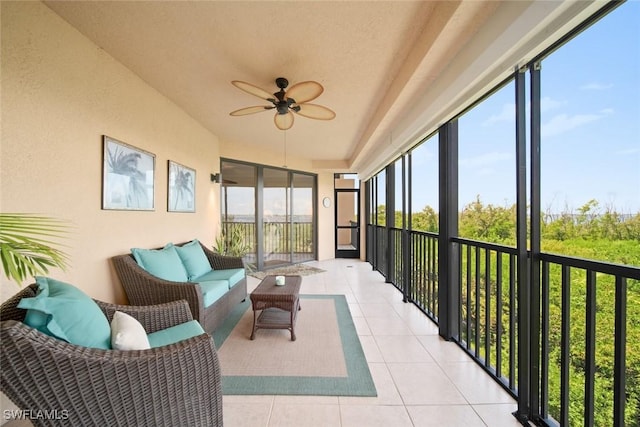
<box><xmin>408</xmin><ymin>1</ymin><xmax>640</xmax><ymax>215</ymax></box>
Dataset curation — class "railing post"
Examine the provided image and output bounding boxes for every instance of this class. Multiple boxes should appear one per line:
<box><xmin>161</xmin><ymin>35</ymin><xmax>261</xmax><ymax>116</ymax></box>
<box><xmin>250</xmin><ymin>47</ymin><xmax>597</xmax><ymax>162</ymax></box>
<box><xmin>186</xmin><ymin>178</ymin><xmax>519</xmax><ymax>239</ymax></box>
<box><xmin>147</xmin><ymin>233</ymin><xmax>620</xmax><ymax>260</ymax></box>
<box><xmin>529</xmin><ymin>61</ymin><xmax>542</xmax><ymax>422</ymax></box>
<box><xmin>613</xmin><ymin>276</ymin><xmax>627</xmax><ymax>427</ymax></box>
<box><xmin>372</xmin><ymin>177</ymin><xmax>379</xmax><ymax>268</ymax></box>
<box><xmin>365</xmin><ymin>181</ymin><xmax>372</xmax><ymax>264</ymax></box>
<box><xmin>438</xmin><ymin>120</ymin><xmax>459</xmax><ymax>340</ymax></box>
<box><xmin>514</xmin><ymin>66</ymin><xmax>530</xmax><ymax>423</ymax></box>
<box><xmin>402</xmin><ymin>153</ymin><xmax>411</xmax><ymax>302</ymax></box>
<box><xmin>256</xmin><ymin>168</ymin><xmax>264</xmax><ymax>271</ymax></box>
<box><xmin>386</xmin><ymin>163</ymin><xmax>395</xmax><ymax>283</ymax></box>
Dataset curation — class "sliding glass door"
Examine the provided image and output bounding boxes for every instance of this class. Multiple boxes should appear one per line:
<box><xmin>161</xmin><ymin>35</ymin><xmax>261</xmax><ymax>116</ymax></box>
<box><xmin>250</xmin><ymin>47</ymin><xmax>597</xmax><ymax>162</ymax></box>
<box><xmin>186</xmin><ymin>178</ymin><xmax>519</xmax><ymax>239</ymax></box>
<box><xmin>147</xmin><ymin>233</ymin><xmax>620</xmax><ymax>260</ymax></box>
<box><xmin>292</xmin><ymin>172</ymin><xmax>315</xmax><ymax>263</ymax></box>
<box><xmin>221</xmin><ymin>159</ymin><xmax>316</xmax><ymax>271</ymax></box>
<box><xmin>262</xmin><ymin>167</ymin><xmax>290</xmax><ymax>268</ymax></box>
<box><xmin>220</xmin><ymin>161</ymin><xmax>257</xmax><ymax>269</ymax></box>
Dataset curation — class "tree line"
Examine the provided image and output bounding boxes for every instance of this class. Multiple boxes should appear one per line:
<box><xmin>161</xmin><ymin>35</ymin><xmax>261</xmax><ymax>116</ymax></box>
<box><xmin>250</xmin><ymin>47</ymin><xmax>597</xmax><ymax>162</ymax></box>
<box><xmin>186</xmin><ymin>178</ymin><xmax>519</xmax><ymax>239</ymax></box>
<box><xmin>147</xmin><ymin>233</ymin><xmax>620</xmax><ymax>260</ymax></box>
<box><xmin>374</xmin><ymin>196</ymin><xmax>639</xmax><ymax>426</ymax></box>
<box><xmin>377</xmin><ymin>196</ymin><xmax>640</xmax><ymax>245</ymax></box>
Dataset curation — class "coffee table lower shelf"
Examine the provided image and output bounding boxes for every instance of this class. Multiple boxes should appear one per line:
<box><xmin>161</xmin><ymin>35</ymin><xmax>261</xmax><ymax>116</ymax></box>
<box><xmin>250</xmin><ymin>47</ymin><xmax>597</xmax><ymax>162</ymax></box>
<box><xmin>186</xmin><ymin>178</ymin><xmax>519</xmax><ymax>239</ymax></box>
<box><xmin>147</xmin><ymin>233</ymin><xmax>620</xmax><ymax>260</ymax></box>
<box><xmin>251</xmin><ymin>306</ymin><xmax>300</xmax><ymax>341</ymax></box>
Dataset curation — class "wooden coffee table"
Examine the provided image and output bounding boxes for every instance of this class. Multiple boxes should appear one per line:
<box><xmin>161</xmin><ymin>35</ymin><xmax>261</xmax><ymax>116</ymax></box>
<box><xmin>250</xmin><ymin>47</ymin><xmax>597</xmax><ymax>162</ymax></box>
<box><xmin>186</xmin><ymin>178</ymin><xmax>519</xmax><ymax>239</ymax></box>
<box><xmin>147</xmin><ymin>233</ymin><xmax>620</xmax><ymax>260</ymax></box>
<box><xmin>249</xmin><ymin>275</ymin><xmax>302</xmax><ymax>341</ymax></box>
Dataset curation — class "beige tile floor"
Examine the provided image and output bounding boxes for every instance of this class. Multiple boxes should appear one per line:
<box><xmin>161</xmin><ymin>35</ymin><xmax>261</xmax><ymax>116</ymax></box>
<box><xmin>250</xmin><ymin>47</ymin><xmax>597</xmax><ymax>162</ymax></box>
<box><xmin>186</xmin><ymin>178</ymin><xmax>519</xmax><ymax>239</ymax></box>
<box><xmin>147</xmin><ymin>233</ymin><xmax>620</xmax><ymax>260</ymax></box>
<box><xmin>2</xmin><ymin>258</ymin><xmax>524</xmax><ymax>427</ymax></box>
<box><xmin>223</xmin><ymin>258</ymin><xmax>524</xmax><ymax>427</ymax></box>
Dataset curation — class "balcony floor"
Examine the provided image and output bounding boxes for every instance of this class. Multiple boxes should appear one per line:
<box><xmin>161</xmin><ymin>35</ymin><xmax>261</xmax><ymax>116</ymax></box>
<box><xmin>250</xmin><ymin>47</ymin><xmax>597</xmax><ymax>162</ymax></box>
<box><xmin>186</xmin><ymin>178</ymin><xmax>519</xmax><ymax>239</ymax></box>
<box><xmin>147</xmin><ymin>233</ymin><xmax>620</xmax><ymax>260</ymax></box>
<box><xmin>224</xmin><ymin>258</ymin><xmax>522</xmax><ymax>427</ymax></box>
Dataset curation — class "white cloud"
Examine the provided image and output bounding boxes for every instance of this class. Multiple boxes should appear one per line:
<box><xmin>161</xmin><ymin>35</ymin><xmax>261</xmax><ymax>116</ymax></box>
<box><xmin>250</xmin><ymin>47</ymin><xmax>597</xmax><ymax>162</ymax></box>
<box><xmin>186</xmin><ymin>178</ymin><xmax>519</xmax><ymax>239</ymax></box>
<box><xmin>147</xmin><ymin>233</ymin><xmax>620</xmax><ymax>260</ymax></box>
<box><xmin>460</xmin><ymin>151</ymin><xmax>511</xmax><ymax>167</ymax></box>
<box><xmin>580</xmin><ymin>82</ymin><xmax>614</xmax><ymax>90</ymax></box>
<box><xmin>483</xmin><ymin>97</ymin><xmax>565</xmax><ymax>126</ymax></box>
<box><xmin>483</xmin><ymin>103</ymin><xmax>514</xmax><ymax>126</ymax></box>
<box><xmin>542</xmin><ymin>109</ymin><xmax>613</xmax><ymax>138</ymax></box>
<box><xmin>411</xmin><ymin>147</ymin><xmax>435</xmax><ymax>165</ymax></box>
<box><xmin>541</xmin><ymin>96</ymin><xmax>565</xmax><ymax>112</ymax></box>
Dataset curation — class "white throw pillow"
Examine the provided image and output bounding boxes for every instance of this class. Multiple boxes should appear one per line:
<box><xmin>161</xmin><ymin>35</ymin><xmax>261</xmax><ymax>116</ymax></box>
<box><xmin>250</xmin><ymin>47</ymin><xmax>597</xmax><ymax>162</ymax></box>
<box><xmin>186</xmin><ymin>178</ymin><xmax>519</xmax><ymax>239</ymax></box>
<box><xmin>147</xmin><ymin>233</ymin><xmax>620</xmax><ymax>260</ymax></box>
<box><xmin>110</xmin><ymin>311</ymin><xmax>151</xmax><ymax>350</ymax></box>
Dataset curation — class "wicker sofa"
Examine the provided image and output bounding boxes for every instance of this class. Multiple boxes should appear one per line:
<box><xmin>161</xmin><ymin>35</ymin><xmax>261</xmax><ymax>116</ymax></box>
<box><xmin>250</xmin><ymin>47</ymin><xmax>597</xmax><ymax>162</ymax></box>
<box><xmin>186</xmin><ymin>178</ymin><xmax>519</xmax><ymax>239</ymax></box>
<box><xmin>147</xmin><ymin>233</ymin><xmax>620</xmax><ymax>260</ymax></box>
<box><xmin>0</xmin><ymin>284</ymin><xmax>223</xmax><ymax>427</ymax></box>
<box><xmin>111</xmin><ymin>241</ymin><xmax>247</xmax><ymax>334</ymax></box>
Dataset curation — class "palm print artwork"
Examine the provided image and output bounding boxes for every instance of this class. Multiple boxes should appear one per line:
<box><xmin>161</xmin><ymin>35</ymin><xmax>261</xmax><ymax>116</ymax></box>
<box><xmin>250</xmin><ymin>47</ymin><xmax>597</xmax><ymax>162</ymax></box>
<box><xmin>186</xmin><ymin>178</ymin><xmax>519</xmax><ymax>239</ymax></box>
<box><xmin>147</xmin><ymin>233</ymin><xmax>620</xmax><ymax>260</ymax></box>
<box><xmin>168</xmin><ymin>161</ymin><xmax>195</xmax><ymax>212</ymax></box>
<box><xmin>103</xmin><ymin>136</ymin><xmax>155</xmax><ymax>210</ymax></box>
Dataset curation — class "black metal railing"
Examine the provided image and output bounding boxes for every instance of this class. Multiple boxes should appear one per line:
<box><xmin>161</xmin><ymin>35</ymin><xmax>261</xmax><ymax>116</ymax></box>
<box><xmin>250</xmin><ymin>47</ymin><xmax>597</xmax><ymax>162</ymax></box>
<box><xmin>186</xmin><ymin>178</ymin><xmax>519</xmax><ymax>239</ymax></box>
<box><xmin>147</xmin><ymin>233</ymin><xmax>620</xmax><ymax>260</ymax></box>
<box><xmin>221</xmin><ymin>221</ymin><xmax>314</xmax><ymax>260</ymax></box>
<box><xmin>371</xmin><ymin>224</ymin><xmax>388</xmax><ymax>278</ymax></box>
<box><xmin>409</xmin><ymin>230</ymin><xmax>439</xmax><ymax>321</ymax></box>
<box><xmin>537</xmin><ymin>252</ymin><xmax>639</xmax><ymax>427</ymax></box>
<box><xmin>221</xmin><ymin>221</ymin><xmax>256</xmax><ymax>249</ymax></box>
<box><xmin>389</xmin><ymin>227</ymin><xmax>403</xmax><ymax>291</ymax></box>
<box><xmin>452</xmin><ymin>237</ymin><xmax>519</xmax><ymax>396</ymax></box>
<box><xmin>366</xmin><ymin>227</ymin><xmax>639</xmax><ymax>426</ymax></box>
<box><xmin>350</xmin><ymin>220</ymin><xmax>359</xmax><ymax>248</ymax></box>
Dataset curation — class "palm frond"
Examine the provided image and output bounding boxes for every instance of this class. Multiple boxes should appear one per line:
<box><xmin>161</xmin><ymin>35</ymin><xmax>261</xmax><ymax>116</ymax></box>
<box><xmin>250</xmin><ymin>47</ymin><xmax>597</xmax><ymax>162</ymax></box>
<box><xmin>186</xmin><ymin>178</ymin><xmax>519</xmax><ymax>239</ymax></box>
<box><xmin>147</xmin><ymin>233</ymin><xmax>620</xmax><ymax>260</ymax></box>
<box><xmin>0</xmin><ymin>214</ymin><xmax>70</xmax><ymax>284</ymax></box>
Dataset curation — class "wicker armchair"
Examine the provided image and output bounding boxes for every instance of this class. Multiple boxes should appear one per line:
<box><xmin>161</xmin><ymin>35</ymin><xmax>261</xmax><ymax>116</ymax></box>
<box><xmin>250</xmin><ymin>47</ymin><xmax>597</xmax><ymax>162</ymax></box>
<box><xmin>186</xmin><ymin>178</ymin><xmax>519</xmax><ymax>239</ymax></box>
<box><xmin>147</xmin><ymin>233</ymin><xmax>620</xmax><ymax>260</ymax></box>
<box><xmin>111</xmin><ymin>241</ymin><xmax>247</xmax><ymax>334</ymax></box>
<box><xmin>0</xmin><ymin>284</ymin><xmax>223</xmax><ymax>427</ymax></box>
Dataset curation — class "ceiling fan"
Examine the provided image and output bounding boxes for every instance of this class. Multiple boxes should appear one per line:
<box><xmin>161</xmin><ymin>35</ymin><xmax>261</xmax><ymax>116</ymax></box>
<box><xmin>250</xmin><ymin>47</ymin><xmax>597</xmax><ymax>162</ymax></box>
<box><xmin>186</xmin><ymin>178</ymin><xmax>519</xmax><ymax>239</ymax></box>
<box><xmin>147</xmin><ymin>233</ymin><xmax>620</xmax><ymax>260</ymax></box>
<box><xmin>229</xmin><ymin>77</ymin><xmax>336</xmax><ymax>130</ymax></box>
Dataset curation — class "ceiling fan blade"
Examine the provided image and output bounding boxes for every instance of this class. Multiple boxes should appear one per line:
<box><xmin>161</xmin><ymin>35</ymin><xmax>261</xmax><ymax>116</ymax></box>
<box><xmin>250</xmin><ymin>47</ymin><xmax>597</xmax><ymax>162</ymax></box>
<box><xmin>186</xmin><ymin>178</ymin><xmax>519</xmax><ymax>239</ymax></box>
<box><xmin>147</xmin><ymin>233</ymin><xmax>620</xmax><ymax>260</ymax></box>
<box><xmin>274</xmin><ymin>111</ymin><xmax>294</xmax><ymax>130</ymax></box>
<box><xmin>293</xmin><ymin>103</ymin><xmax>336</xmax><ymax>120</ymax></box>
<box><xmin>229</xmin><ymin>105</ymin><xmax>273</xmax><ymax>116</ymax></box>
<box><xmin>286</xmin><ymin>81</ymin><xmax>324</xmax><ymax>103</ymax></box>
<box><xmin>231</xmin><ymin>81</ymin><xmax>276</xmax><ymax>102</ymax></box>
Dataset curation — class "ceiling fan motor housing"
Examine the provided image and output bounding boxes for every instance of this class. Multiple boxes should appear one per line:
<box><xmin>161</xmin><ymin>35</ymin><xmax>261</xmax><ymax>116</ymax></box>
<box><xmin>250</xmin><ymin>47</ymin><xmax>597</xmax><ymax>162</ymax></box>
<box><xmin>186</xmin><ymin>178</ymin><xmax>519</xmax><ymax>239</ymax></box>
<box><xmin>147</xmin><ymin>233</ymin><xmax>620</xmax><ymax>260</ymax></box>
<box><xmin>275</xmin><ymin>77</ymin><xmax>289</xmax><ymax>89</ymax></box>
<box><xmin>274</xmin><ymin>77</ymin><xmax>295</xmax><ymax>115</ymax></box>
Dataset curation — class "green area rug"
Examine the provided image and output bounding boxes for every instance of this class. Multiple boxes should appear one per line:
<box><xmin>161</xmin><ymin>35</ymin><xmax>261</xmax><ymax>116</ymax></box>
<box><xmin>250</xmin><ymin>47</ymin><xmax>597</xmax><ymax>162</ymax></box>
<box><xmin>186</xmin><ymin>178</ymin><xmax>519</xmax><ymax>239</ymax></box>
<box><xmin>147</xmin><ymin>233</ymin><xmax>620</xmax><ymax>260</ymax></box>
<box><xmin>213</xmin><ymin>295</ymin><xmax>377</xmax><ymax>396</ymax></box>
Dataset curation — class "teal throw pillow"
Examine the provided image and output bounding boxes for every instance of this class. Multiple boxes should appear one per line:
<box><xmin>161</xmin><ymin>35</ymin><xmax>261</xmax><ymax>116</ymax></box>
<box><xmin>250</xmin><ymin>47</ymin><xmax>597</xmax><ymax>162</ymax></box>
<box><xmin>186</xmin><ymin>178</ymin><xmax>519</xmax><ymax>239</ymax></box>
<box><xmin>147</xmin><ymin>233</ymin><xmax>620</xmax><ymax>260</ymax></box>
<box><xmin>147</xmin><ymin>320</ymin><xmax>205</xmax><ymax>348</ymax></box>
<box><xmin>174</xmin><ymin>239</ymin><xmax>212</xmax><ymax>280</ymax></box>
<box><xmin>17</xmin><ymin>277</ymin><xmax>111</xmax><ymax>349</ymax></box>
<box><xmin>131</xmin><ymin>244</ymin><xmax>189</xmax><ymax>282</ymax></box>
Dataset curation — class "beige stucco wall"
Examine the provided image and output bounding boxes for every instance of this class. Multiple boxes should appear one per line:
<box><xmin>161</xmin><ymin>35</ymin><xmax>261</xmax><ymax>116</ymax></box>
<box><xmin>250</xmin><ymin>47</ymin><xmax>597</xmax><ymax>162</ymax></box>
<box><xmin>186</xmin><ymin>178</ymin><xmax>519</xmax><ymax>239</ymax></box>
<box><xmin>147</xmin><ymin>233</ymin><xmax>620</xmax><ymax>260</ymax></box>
<box><xmin>0</xmin><ymin>1</ymin><xmax>338</xmax><ymax>310</ymax></box>
<box><xmin>0</xmin><ymin>1</ymin><xmax>221</xmax><ymax>304</ymax></box>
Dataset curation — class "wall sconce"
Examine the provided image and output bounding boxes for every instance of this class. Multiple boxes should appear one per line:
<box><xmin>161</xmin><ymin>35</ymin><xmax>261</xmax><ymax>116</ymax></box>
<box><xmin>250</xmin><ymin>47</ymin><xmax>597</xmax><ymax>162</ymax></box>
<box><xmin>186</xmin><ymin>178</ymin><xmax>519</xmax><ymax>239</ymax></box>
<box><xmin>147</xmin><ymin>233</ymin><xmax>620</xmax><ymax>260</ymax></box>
<box><xmin>210</xmin><ymin>173</ymin><xmax>221</xmax><ymax>183</ymax></box>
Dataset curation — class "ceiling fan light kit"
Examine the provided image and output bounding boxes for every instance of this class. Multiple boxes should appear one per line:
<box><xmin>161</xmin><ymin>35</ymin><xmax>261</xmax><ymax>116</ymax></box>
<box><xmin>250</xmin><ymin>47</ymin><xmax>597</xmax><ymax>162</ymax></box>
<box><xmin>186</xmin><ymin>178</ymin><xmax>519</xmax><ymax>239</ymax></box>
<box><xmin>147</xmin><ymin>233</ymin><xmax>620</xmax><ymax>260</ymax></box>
<box><xmin>230</xmin><ymin>77</ymin><xmax>335</xmax><ymax>130</ymax></box>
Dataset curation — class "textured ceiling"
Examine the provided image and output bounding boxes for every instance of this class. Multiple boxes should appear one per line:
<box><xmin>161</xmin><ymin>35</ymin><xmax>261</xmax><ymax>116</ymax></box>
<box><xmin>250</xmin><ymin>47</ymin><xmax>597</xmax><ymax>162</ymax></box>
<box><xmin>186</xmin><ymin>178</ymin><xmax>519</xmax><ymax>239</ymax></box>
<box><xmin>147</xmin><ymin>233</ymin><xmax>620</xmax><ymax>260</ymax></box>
<box><xmin>43</xmin><ymin>1</ymin><xmax>600</xmax><ymax>176</ymax></box>
<box><xmin>43</xmin><ymin>1</ymin><xmax>499</xmax><ymax>170</ymax></box>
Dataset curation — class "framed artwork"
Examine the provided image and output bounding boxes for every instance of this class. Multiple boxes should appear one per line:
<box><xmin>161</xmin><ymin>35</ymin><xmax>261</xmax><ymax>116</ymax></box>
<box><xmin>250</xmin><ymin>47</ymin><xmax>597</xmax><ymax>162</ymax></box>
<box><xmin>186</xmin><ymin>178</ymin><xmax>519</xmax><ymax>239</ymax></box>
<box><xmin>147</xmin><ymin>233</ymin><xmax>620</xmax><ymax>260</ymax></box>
<box><xmin>168</xmin><ymin>160</ymin><xmax>196</xmax><ymax>212</ymax></box>
<box><xmin>102</xmin><ymin>135</ymin><xmax>155</xmax><ymax>211</ymax></box>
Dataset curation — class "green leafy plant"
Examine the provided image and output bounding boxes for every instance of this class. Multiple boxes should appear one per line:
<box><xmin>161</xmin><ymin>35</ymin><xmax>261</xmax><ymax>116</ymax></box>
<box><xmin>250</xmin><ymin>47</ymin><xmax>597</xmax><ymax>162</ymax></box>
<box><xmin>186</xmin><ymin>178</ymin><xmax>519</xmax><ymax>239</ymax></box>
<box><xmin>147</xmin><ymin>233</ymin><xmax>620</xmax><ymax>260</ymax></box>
<box><xmin>0</xmin><ymin>213</ymin><xmax>70</xmax><ymax>285</ymax></box>
<box><xmin>213</xmin><ymin>225</ymin><xmax>254</xmax><ymax>271</ymax></box>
